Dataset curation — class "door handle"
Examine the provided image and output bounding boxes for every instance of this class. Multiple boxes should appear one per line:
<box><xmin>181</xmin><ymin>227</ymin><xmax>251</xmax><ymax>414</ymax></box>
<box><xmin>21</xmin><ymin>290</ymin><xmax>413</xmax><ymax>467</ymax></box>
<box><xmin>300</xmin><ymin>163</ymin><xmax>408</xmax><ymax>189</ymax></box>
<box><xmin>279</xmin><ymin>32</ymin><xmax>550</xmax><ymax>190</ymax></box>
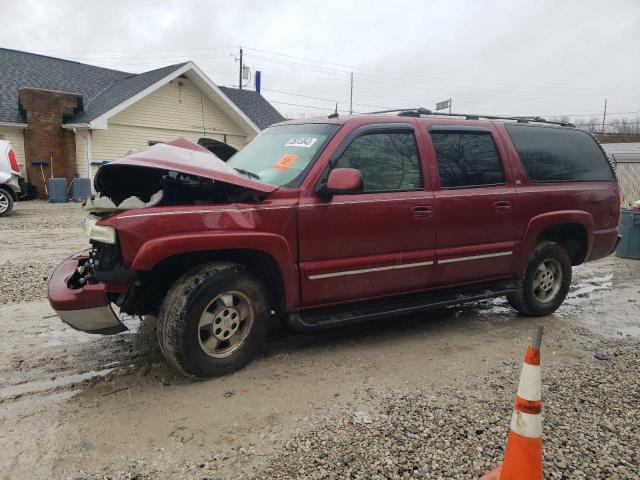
<box><xmin>493</xmin><ymin>201</ymin><xmax>512</xmax><ymax>213</ymax></box>
<box><xmin>411</xmin><ymin>205</ymin><xmax>433</xmax><ymax>219</ymax></box>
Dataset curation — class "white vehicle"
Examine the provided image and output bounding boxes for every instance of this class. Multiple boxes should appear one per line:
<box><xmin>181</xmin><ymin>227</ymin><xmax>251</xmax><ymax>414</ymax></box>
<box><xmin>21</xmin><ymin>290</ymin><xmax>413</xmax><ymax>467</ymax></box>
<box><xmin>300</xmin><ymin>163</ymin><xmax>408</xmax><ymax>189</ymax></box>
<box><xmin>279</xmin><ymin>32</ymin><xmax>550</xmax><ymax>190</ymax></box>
<box><xmin>0</xmin><ymin>140</ymin><xmax>21</xmax><ymax>216</ymax></box>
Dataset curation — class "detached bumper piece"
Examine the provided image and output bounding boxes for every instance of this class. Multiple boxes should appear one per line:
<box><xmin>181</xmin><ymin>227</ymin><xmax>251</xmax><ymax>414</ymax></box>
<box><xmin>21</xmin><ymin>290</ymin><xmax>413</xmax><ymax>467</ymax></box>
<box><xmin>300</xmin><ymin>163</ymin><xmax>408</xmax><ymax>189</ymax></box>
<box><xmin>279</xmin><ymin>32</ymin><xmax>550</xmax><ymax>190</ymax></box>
<box><xmin>48</xmin><ymin>252</ymin><xmax>127</xmax><ymax>334</ymax></box>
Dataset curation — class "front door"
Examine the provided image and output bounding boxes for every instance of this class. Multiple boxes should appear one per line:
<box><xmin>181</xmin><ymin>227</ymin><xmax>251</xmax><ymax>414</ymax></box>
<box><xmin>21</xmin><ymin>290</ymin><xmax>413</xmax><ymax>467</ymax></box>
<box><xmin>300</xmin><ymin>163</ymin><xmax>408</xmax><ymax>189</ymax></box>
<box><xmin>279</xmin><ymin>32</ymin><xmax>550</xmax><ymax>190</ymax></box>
<box><xmin>426</xmin><ymin>125</ymin><xmax>518</xmax><ymax>285</ymax></box>
<box><xmin>298</xmin><ymin>124</ymin><xmax>436</xmax><ymax>307</ymax></box>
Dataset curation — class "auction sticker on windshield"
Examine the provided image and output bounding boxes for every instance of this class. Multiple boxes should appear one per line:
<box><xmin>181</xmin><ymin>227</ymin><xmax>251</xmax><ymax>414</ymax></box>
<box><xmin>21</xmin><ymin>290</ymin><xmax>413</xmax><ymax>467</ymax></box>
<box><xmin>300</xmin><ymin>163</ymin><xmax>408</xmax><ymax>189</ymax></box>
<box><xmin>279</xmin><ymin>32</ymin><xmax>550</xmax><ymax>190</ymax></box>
<box><xmin>285</xmin><ymin>137</ymin><xmax>317</xmax><ymax>148</ymax></box>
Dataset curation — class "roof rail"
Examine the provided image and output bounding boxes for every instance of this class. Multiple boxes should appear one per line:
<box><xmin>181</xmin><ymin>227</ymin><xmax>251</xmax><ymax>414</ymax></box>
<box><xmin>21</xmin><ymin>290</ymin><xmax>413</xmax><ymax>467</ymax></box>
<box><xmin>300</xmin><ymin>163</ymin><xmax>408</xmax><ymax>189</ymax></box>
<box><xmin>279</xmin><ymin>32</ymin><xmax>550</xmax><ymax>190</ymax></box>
<box><xmin>365</xmin><ymin>108</ymin><xmax>575</xmax><ymax>127</ymax></box>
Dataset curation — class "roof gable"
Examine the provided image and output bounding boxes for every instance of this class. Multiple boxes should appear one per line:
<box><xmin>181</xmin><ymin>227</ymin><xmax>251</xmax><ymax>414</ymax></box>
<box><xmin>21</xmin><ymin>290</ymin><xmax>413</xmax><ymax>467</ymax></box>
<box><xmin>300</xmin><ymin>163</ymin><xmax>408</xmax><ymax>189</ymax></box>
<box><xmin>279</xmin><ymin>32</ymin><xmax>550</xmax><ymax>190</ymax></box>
<box><xmin>69</xmin><ymin>63</ymin><xmax>188</xmax><ymax>124</ymax></box>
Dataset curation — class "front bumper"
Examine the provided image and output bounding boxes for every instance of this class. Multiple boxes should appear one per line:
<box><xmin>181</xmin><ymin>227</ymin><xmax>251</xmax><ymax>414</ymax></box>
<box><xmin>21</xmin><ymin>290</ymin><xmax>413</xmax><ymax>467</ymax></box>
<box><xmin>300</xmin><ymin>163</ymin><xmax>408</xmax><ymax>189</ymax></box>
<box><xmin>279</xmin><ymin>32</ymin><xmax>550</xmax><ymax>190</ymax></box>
<box><xmin>47</xmin><ymin>251</ymin><xmax>127</xmax><ymax>334</ymax></box>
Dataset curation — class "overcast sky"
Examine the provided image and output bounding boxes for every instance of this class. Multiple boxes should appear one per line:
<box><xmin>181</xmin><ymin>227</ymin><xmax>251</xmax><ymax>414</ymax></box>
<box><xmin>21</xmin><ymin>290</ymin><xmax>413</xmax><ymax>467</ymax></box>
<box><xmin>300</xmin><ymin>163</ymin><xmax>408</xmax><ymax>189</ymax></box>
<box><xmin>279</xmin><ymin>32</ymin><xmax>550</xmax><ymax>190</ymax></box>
<box><xmin>2</xmin><ymin>0</ymin><xmax>639</xmax><ymax>121</ymax></box>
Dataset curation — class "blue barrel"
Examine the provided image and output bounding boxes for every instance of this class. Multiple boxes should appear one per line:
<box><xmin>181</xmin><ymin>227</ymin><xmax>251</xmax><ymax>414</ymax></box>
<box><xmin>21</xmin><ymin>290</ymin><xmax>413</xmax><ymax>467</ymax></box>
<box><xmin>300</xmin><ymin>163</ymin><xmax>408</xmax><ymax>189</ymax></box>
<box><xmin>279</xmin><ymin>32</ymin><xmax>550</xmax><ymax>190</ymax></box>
<box><xmin>72</xmin><ymin>177</ymin><xmax>92</xmax><ymax>201</ymax></box>
<box><xmin>47</xmin><ymin>178</ymin><xmax>68</xmax><ymax>203</ymax></box>
<box><xmin>616</xmin><ymin>209</ymin><xmax>640</xmax><ymax>260</ymax></box>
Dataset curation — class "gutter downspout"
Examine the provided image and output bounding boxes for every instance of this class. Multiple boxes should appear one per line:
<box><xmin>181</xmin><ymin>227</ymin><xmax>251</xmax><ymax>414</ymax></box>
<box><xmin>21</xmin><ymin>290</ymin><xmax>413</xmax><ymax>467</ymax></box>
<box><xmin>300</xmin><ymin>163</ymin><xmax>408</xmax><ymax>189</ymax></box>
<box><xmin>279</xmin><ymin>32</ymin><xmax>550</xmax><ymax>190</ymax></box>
<box><xmin>86</xmin><ymin>129</ymin><xmax>93</xmax><ymax>182</ymax></box>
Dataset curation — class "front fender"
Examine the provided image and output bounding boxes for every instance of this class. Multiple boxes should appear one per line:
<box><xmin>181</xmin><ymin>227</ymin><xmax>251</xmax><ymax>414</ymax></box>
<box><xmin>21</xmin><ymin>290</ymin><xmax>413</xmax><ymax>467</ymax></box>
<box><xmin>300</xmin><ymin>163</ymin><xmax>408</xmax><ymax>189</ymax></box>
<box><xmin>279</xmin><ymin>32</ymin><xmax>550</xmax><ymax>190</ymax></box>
<box><xmin>516</xmin><ymin>210</ymin><xmax>594</xmax><ymax>275</ymax></box>
<box><xmin>131</xmin><ymin>231</ymin><xmax>299</xmax><ymax>310</ymax></box>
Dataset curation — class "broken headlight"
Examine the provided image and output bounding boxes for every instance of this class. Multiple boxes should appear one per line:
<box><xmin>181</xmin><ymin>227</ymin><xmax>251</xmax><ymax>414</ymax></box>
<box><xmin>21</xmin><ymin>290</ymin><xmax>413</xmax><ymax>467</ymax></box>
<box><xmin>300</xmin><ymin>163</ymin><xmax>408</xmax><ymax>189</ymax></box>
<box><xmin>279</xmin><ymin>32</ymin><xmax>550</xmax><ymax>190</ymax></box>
<box><xmin>84</xmin><ymin>215</ymin><xmax>116</xmax><ymax>244</ymax></box>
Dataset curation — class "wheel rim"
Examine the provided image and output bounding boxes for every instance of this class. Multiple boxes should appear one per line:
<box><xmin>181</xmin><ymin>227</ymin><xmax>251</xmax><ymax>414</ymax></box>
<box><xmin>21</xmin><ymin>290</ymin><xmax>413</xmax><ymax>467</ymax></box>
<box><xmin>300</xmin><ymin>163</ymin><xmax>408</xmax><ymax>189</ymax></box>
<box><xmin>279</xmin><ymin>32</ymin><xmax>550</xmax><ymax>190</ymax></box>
<box><xmin>197</xmin><ymin>290</ymin><xmax>254</xmax><ymax>358</ymax></box>
<box><xmin>532</xmin><ymin>258</ymin><xmax>563</xmax><ymax>304</ymax></box>
<box><xmin>0</xmin><ymin>191</ymin><xmax>9</xmax><ymax>214</ymax></box>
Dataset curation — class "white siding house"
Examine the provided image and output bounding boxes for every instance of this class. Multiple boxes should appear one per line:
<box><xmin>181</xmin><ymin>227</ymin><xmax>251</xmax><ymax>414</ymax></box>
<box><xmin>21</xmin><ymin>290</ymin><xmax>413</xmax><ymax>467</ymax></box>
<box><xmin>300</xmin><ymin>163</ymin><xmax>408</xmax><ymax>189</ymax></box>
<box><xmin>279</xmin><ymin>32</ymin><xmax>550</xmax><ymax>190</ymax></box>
<box><xmin>0</xmin><ymin>49</ymin><xmax>285</xmax><ymax>195</ymax></box>
<box><xmin>74</xmin><ymin>76</ymin><xmax>255</xmax><ymax>180</ymax></box>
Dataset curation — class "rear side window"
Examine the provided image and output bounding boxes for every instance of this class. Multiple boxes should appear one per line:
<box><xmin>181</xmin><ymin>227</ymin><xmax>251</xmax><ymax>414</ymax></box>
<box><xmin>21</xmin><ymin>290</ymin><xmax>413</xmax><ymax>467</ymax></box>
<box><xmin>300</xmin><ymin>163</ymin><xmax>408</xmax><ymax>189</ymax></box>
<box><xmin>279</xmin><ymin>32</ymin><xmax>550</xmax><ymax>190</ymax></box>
<box><xmin>505</xmin><ymin>125</ymin><xmax>615</xmax><ymax>182</ymax></box>
<box><xmin>430</xmin><ymin>132</ymin><xmax>505</xmax><ymax>188</ymax></box>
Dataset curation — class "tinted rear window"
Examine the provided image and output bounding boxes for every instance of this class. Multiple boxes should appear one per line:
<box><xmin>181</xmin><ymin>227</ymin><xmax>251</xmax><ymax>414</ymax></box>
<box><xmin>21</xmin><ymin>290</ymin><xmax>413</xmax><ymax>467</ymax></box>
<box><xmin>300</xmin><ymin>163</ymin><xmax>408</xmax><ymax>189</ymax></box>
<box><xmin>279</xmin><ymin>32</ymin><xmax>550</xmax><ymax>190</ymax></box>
<box><xmin>505</xmin><ymin>125</ymin><xmax>615</xmax><ymax>182</ymax></box>
<box><xmin>430</xmin><ymin>132</ymin><xmax>505</xmax><ymax>188</ymax></box>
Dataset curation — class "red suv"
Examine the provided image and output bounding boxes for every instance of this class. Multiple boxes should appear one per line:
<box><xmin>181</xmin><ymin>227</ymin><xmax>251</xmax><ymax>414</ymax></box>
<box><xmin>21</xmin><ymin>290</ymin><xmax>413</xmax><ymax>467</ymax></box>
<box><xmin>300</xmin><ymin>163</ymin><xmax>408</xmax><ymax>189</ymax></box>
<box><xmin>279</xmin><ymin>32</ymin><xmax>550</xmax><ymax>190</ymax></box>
<box><xmin>48</xmin><ymin>111</ymin><xmax>620</xmax><ymax>377</ymax></box>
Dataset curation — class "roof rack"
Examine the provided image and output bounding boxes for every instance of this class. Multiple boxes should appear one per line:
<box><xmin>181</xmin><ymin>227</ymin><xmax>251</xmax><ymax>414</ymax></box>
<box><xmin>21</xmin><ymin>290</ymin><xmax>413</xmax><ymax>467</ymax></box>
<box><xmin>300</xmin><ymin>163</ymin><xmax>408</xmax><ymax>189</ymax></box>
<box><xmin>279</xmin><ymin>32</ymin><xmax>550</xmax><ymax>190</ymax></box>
<box><xmin>365</xmin><ymin>107</ymin><xmax>575</xmax><ymax>127</ymax></box>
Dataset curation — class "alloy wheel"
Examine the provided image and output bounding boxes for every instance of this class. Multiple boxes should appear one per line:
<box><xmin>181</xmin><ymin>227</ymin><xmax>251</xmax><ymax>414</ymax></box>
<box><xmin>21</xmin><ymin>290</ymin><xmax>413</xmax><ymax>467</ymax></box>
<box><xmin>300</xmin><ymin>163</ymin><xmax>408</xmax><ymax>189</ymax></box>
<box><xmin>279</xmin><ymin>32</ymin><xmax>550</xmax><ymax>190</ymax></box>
<box><xmin>197</xmin><ymin>290</ymin><xmax>255</xmax><ymax>358</ymax></box>
<box><xmin>532</xmin><ymin>258</ymin><xmax>563</xmax><ymax>304</ymax></box>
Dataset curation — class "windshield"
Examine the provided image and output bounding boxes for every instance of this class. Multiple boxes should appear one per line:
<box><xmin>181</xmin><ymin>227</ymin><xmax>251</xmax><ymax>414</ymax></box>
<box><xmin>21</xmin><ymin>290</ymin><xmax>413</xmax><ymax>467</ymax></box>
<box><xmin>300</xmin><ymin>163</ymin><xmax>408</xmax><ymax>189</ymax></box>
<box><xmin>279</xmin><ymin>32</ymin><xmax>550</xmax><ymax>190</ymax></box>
<box><xmin>227</xmin><ymin>124</ymin><xmax>340</xmax><ymax>187</ymax></box>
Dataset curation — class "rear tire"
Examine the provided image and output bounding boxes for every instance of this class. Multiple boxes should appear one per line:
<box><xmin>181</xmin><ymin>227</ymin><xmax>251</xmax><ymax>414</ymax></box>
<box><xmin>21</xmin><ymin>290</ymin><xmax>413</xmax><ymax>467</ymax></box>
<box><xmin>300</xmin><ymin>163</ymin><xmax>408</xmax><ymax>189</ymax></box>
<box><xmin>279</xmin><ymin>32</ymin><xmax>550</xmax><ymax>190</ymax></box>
<box><xmin>0</xmin><ymin>187</ymin><xmax>14</xmax><ymax>217</ymax></box>
<box><xmin>158</xmin><ymin>262</ymin><xmax>269</xmax><ymax>377</ymax></box>
<box><xmin>507</xmin><ymin>241</ymin><xmax>572</xmax><ymax>317</ymax></box>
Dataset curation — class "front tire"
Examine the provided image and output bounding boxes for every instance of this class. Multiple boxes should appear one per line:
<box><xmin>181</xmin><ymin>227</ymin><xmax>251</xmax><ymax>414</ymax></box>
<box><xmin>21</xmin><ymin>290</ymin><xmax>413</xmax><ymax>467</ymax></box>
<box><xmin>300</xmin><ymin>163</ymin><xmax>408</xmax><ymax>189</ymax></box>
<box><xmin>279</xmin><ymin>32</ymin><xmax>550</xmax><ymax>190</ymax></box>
<box><xmin>0</xmin><ymin>187</ymin><xmax>14</xmax><ymax>217</ymax></box>
<box><xmin>507</xmin><ymin>241</ymin><xmax>572</xmax><ymax>317</ymax></box>
<box><xmin>158</xmin><ymin>262</ymin><xmax>269</xmax><ymax>377</ymax></box>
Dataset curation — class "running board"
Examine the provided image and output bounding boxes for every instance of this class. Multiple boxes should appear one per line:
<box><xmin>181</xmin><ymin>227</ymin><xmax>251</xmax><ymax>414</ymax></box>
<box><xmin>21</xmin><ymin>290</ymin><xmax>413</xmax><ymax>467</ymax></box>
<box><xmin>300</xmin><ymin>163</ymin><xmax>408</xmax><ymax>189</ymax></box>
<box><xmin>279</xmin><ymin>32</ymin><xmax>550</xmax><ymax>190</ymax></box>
<box><xmin>287</xmin><ymin>281</ymin><xmax>516</xmax><ymax>331</ymax></box>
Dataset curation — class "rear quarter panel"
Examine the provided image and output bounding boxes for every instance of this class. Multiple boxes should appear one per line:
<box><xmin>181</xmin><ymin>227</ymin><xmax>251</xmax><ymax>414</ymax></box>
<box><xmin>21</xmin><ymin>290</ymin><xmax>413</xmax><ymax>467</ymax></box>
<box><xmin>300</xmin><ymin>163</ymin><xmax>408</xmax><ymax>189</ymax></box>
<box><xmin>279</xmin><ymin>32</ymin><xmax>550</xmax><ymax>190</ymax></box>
<box><xmin>495</xmin><ymin>125</ymin><xmax>620</xmax><ymax>270</ymax></box>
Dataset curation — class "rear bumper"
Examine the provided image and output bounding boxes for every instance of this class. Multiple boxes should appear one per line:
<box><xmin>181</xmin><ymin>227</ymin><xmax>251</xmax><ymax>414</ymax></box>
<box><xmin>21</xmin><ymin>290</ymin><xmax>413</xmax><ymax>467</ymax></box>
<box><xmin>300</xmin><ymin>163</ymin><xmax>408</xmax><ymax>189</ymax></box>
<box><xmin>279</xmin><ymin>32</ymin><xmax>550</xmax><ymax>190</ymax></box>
<box><xmin>610</xmin><ymin>235</ymin><xmax>622</xmax><ymax>256</ymax></box>
<box><xmin>587</xmin><ymin>227</ymin><xmax>619</xmax><ymax>262</ymax></box>
<box><xmin>47</xmin><ymin>251</ymin><xmax>127</xmax><ymax>334</ymax></box>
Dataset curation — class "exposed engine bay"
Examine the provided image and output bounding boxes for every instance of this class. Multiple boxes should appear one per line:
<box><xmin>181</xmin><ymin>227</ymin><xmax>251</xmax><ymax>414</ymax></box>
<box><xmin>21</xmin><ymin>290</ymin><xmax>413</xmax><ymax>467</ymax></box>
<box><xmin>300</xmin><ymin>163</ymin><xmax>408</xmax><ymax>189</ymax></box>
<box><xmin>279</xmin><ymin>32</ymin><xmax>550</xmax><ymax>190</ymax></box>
<box><xmin>83</xmin><ymin>139</ymin><xmax>277</xmax><ymax>213</ymax></box>
<box><xmin>86</xmin><ymin>164</ymin><xmax>259</xmax><ymax>212</ymax></box>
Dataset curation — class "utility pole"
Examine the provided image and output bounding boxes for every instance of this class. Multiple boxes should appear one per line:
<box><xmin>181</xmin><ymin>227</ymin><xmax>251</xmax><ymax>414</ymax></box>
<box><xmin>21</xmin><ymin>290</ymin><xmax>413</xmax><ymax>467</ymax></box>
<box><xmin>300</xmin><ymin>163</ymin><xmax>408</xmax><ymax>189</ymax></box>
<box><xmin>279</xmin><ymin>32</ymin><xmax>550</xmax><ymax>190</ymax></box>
<box><xmin>449</xmin><ymin>98</ymin><xmax>452</xmax><ymax>115</ymax></box>
<box><xmin>238</xmin><ymin>47</ymin><xmax>243</xmax><ymax>90</ymax></box>
<box><xmin>349</xmin><ymin>72</ymin><xmax>354</xmax><ymax>115</ymax></box>
<box><xmin>601</xmin><ymin>98</ymin><xmax>607</xmax><ymax>133</ymax></box>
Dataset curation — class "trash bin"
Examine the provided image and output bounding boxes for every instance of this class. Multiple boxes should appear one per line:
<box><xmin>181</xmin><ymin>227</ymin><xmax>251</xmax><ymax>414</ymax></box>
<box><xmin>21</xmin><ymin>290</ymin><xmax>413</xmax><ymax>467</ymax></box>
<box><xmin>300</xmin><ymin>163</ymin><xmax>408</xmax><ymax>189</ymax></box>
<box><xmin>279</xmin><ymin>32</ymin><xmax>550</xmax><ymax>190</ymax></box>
<box><xmin>616</xmin><ymin>209</ymin><xmax>640</xmax><ymax>260</ymax></box>
<box><xmin>47</xmin><ymin>178</ymin><xmax>68</xmax><ymax>203</ymax></box>
<box><xmin>72</xmin><ymin>177</ymin><xmax>92</xmax><ymax>201</ymax></box>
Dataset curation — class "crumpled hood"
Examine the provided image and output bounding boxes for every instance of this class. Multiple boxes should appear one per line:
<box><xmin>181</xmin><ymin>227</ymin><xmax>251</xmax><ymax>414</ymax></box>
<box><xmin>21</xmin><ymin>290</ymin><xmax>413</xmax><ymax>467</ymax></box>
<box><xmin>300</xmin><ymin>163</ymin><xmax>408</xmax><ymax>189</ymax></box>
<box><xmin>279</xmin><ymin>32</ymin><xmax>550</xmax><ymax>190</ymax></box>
<box><xmin>94</xmin><ymin>138</ymin><xmax>277</xmax><ymax>195</ymax></box>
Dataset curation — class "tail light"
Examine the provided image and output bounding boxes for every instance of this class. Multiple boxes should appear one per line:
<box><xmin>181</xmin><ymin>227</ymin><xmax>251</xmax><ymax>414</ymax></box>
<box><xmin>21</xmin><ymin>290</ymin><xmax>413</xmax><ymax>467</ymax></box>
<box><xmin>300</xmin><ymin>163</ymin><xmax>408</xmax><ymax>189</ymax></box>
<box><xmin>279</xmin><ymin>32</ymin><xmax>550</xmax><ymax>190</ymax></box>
<box><xmin>8</xmin><ymin>149</ymin><xmax>19</xmax><ymax>173</ymax></box>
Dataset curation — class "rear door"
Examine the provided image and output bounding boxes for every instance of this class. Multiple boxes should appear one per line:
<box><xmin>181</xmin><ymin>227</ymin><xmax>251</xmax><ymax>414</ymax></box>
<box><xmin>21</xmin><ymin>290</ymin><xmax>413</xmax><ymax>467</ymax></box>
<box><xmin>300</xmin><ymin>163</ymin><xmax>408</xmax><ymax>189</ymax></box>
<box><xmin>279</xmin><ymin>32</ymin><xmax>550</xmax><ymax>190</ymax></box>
<box><xmin>426</xmin><ymin>124</ymin><xmax>518</xmax><ymax>285</ymax></box>
<box><xmin>298</xmin><ymin>123</ymin><xmax>436</xmax><ymax>307</ymax></box>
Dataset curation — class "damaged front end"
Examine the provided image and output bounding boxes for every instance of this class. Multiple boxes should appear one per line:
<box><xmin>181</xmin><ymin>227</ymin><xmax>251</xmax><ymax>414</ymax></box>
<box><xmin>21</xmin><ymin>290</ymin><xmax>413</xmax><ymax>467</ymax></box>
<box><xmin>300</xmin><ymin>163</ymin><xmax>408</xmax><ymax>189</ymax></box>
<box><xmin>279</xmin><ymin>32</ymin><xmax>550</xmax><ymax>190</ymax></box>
<box><xmin>86</xmin><ymin>138</ymin><xmax>276</xmax><ymax>213</ymax></box>
<box><xmin>49</xmin><ymin>138</ymin><xmax>278</xmax><ymax>334</ymax></box>
<box><xmin>48</xmin><ymin>251</ymin><xmax>128</xmax><ymax>334</ymax></box>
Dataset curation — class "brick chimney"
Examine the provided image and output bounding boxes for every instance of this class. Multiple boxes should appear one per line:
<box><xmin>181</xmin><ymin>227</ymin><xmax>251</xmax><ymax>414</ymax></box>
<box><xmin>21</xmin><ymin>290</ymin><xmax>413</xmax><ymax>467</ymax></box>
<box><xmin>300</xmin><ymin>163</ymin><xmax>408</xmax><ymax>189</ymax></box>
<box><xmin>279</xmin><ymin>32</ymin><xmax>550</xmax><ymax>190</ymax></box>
<box><xmin>19</xmin><ymin>88</ymin><xmax>82</xmax><ymax>196</ymax></box>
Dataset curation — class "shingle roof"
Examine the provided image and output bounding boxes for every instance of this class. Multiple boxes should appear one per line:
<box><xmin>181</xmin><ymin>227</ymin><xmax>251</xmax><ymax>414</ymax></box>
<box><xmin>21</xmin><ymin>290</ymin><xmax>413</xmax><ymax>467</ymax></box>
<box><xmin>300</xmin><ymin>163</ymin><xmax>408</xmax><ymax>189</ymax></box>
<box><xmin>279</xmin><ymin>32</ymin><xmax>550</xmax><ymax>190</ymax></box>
<box><xmin>218</xmin><ymin>87</ymin><xmax>285</xmax><ymax>129</ymax></box>
<box><xmin>0</xmin><ymin>48</ymin><xmax>283</xmax><ymax>130</ymax></box>
<box><xmin>0</xmin><ymin>48</ymin><xmax>130</xmax><ymax>123</ymax></box>
<box><xmin>70</xmin><ymin>62</ymin><xmax>188</xmax><ymax>123</ymax></box>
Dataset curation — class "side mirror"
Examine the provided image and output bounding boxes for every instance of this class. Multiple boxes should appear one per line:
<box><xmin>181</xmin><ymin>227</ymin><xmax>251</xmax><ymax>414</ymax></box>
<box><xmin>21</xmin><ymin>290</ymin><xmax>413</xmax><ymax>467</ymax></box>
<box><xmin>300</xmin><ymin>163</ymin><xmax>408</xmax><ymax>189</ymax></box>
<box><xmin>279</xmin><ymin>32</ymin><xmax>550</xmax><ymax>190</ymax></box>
<box><xmin>322</xmin><ymin>168</ymin><xmax>363</xmax><ymax>196</ymax></box>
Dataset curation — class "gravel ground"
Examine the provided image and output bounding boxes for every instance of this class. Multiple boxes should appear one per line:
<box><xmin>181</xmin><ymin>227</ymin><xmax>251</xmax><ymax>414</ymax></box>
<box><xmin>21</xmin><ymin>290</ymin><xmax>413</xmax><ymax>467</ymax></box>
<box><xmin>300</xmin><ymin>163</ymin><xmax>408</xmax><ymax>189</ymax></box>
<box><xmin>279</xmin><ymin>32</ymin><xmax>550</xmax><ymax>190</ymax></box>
<box><xmin>0</xmin><ymin>200</ymin><xmax>86</xmax><ymax>303</ymax></box>
<box><xmin>252</xmin><ymin>338</ymin><xmax>639</xmax><ymax>480</ymax></box>
<box><xmin>73</xmin><ymin>335</ymin><xmax>639</xmax><ymax>480</ymax></box>
<box><xmin>0</xmin><ymin>260</ymin><xmax>57</xmax><ymax>303</ymax></box>
<box><xmin>0</xmin><ymin>200</ymin><xmax>84</xmax><ymax>231</ymax></box>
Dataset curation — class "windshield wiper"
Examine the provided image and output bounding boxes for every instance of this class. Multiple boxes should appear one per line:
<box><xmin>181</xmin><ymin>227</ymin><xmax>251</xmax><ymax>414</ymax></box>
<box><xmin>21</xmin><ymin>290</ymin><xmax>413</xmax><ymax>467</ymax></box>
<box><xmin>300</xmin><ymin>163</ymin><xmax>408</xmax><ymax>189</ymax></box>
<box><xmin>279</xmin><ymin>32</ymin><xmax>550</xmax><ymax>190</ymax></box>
<box><xmin>234</xmin><ymin>168</ymin><xmax>261</xmax><ymax>180</ymax></box>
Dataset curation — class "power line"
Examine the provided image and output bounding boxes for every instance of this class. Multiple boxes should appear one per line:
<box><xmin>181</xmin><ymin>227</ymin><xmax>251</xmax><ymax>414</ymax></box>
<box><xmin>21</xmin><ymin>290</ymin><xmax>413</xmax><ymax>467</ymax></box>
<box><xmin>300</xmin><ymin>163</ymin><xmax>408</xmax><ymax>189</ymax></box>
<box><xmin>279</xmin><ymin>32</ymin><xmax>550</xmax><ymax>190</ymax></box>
<box><xmin>13</xmin><ymin>45</ymin><xmax>640</xmax><ymax>118</ymax></box>
<box><xmin>261</xmin><ymin>88</ymin><xmax>395</xmax><ymax>110</ymax></box>
<box><xmin>265</xmin><ymin>99</ymin><xmax>357</xmax><ymax>113</ymax></box>
<box><xmin>244</xmin><ymin>47</ymin><xmax>640</xmax><ymax>92</ymax></box>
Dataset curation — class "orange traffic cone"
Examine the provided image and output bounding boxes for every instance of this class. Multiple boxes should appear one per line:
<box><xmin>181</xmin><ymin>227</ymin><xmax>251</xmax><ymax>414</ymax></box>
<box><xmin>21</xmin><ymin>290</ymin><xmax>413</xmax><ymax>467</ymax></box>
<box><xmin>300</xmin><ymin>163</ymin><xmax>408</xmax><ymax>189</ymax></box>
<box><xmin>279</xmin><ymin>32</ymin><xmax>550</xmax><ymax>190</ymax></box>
<box><xmin>481</xmin><ymin>326</ymin><xmax>543</xmax><ymax>480</ymax></box>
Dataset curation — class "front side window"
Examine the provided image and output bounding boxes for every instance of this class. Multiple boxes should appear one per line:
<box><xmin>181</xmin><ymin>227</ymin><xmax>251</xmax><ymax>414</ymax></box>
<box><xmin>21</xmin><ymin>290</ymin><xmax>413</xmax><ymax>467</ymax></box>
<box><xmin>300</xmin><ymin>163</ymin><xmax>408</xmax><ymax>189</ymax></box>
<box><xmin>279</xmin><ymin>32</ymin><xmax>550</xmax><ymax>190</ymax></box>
<box><xmin>505</xmin><ymin>124</ymin><xmax>615</xmax><ymax>182</ymax></box>
<box><xmin>334</xmin><ymin>130</ymin><xmax>423</xmax><ymax>193</ymax></box>
<box><xmin>430</xmin><ymin>132</ymin><xmax>505</xmax><ymax>188</ymax></box>
<box><xmin>227</xmin><ymin>123</ymin><xmax>339</xmax><ymax>187</ymax></box>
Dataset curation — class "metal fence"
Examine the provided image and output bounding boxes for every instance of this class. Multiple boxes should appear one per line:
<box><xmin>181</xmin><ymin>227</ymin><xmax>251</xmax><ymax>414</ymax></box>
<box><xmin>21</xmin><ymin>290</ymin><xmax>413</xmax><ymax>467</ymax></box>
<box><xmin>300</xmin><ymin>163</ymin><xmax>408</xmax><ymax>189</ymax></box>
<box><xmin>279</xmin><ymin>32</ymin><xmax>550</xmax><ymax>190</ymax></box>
<box><xmin>602</xmin><ymin>143</ymin><xmax>640</xmax><ymax>208</ymax></box>
<box><xmin>615</xmin><ymin>158</ymin><xmax>640</xmax><ymax>208</ymax></box>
